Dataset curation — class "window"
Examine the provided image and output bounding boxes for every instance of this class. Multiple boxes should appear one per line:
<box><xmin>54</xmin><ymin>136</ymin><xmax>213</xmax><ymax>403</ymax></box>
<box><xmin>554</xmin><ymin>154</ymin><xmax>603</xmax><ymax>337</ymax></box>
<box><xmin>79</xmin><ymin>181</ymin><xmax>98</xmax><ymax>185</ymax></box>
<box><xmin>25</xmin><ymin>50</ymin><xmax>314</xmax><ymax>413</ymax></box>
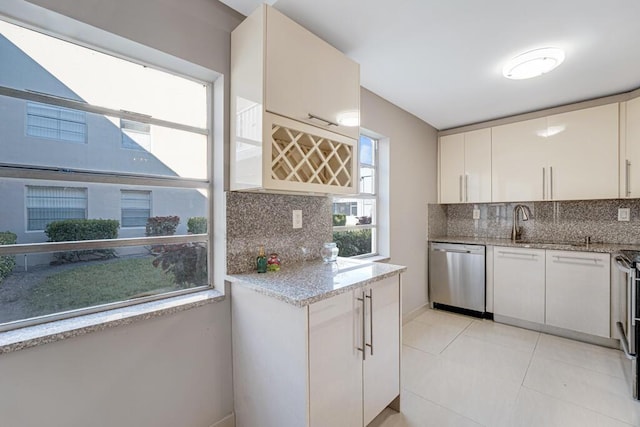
<box><xmin>121</xmin><ymin>190</ymin><xmax>151</xmax><ymax>227</ymax></box>
<box><xmin>26</xmin><ymin>102</ymin><xmax>87</xmax><ymax>143</ymax></box>
<box><xmin>26</xmin><ymin>186</ymin><xmax>88</xmax><ymax>231</ymax></box>
<box><xmin>332</xmin><ymin>134</ymin><xmax>378</xmax><ymax>257</ymax></box>
<box><xmin>121</xmin><ymin>119</ymin><xmax>151</xmax><ymax>151</ymax></box>
<box><xmin>0</xmin><ymin>19</ymin><xmax>211</xmax><ymax>330</ymax></box>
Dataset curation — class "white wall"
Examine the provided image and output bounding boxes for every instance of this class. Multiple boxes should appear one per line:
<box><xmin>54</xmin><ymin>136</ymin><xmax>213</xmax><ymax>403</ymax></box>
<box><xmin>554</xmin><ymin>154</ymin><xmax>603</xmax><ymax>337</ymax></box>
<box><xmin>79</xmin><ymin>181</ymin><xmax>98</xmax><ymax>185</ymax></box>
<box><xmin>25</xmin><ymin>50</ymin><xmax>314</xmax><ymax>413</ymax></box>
<box><xmin>361</xmin><ymin>88</ymin><xmax>438</xmax><ymax>316</ymax></box>
<box><xmin>0</xmin><ymin>1</ymin><xmax>241</xmax><ymax>426</ymax></box>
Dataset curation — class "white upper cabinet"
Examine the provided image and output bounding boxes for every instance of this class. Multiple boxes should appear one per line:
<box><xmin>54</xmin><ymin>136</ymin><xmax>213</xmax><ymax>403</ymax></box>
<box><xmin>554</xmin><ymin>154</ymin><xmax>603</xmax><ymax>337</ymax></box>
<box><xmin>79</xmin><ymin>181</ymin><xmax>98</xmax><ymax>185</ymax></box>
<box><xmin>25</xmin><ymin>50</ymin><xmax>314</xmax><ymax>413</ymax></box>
<box><xmin>230</xmin><ymin>4</ymin><xmax>360</xmax><ymax>194</ymax></box>
<box><xmin>439</xmin><ymin>128</ymin><xmax>491</xmax><ymax>203</ymax></box>
<box><xmin>439</xmin><ymin>133</ymin><xmax>465</xmax><ymax>203</ymax></box>
<box><xmin>622</xmin><ymin>97</ymin><xmax>640</xmax><ymax>198</ymax></box>
<box><xmin>265</xmin><ymin>7</ymin><xmax>360</xmax><ymax>139</ymax></box>
<box><xmin>492</xmin><ymin>104</ymin><xmax>618</xmax><ymax>202</ymax></box>
<box><xmin>492</xmin><ymin>118</ymin><xmax>548</xmax><ymax>202</ymax></box>
<box><xmin>547</xmin><ymin>104</ymin><xmax>618</xmax><ymax>200</ymax></box>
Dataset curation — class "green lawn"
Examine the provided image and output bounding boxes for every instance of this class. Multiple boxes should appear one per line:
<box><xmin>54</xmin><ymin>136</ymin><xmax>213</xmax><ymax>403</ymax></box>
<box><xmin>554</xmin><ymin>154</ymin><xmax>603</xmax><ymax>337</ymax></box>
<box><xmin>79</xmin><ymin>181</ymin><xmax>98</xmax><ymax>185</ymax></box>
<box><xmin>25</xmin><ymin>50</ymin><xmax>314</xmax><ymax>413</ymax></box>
<box><xmin>26</xmin><ymin>257</ymin><xmax>181</xmax><ymax>318</ymax></box>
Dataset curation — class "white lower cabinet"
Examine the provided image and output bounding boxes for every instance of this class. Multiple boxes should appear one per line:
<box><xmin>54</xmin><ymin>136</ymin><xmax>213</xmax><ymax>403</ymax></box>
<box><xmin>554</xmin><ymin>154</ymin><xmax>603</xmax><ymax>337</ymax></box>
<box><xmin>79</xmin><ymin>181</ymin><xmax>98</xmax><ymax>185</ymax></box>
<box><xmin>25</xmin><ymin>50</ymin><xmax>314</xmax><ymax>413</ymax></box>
<box><xmin>309</xmin><ymin>289</ymin><xmax>363</xmax><ymax>427</ymax></box>
<box><xmin>493</xmin><ymin>247</ymin><xmax>546</xmax><ymax>324</ymax></box>
<box><xmin>492</xmin><ymin>247</ymin><xmax>611</xmax><ymax>338</ymax></box>
<box><xmin>233</xmin><ymin>275</ymin><xmax>401</xmax><ymax>427</ymax></box>
<box><xmin>545</xmin><ymin>251</ymin><xmax>610</xmax><ymax>338</ymax></box>
<box><xmin>362</xmin><ymin>278</ymin><xmax>401</xmax><ymax>425</ymax></box>
<box><xmin>310</xmin><ymin>277</ymin><xmax>400</xmax><ymax>426</ymax></box>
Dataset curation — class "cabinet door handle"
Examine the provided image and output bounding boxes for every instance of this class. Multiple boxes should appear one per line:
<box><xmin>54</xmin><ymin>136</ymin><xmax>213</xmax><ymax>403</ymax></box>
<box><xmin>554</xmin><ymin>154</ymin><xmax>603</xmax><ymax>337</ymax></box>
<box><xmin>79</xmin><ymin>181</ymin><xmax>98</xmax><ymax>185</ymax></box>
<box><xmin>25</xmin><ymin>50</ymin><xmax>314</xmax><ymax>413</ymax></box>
<box><xmin>552</xmin><ymin>255</ymin><xmax>600</xmax><ymax>264</ymax></box>
<box><xmin>465</xmin><ymin>174</ymin><xmax>469</xmax><ymax>202</ymax></box>
<box><xmin>459</xmin><ymin>175</ymin><xmax>463</xmax><ymax>202</ymax></box>
<box><xmin>632</xmin><ymin>272</ymin><xmax>637</xmax><ymax>327</ymax></box>
<box><xmin>366</xmin><ymin>289</ymin><xmax>373</xmax><ymax>356</ymax></box>
<box><xmin>542</xmin><ymin>167</ymin><xmax>546</xmax><ymax>200</ymax></box>
<box><xmin>627</xmin><ymin>160</ymin><xmax>632</xmax><ymax>197</ymax></box>
<box><xmin>497</xmin><ymin>251</ymin><xmax>537</xmax><ymax>257</ymax></box>
<box><xmin>550</xmin><ymin>166</ymin><xmax>554</xmax><ymax>200</ymax></box>
<box><xmin>307</xmin><ymin>113</ymin><xmax>338</xmax><ymax>127</ymax></box>
<box><xmin>357</xmin><ymin>291</ymin><xmax>366</xmax><ymax>361</ymax></box>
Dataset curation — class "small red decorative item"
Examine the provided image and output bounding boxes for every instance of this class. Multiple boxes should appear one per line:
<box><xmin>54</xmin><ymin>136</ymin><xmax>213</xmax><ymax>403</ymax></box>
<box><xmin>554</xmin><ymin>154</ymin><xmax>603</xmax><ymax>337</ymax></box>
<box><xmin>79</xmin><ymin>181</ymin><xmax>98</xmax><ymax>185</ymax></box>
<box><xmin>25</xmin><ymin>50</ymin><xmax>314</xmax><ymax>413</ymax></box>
<box><xmin>267</xmin><ymin>253</ymin><xmax>281</xmax><ymax>271</ymax></box>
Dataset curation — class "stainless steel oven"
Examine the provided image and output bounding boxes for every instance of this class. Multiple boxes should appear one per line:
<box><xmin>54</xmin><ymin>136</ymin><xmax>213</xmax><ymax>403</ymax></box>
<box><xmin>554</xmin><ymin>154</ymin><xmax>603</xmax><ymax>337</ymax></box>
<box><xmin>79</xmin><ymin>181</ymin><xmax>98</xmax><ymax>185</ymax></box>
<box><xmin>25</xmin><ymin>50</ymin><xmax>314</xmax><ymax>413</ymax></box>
<box><xmin>615</xmin><ymin>251</ymin><xmax>639</xmax><ymax>399</ymax></box>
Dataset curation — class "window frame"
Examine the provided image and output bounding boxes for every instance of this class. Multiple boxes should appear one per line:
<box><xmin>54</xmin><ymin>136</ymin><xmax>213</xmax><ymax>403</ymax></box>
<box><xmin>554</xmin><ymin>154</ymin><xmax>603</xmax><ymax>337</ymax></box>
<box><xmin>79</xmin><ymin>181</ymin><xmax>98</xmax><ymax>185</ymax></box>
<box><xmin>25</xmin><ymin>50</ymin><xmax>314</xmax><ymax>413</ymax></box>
<box><xmin>0</xmin><ymin>20</ymin><xmax>214</xmax><ymax>333</ymax></box>
<box><xmin>332</xmin><ymin>134</ymin><xmax>379</xmax><ymax>258</ymax></box>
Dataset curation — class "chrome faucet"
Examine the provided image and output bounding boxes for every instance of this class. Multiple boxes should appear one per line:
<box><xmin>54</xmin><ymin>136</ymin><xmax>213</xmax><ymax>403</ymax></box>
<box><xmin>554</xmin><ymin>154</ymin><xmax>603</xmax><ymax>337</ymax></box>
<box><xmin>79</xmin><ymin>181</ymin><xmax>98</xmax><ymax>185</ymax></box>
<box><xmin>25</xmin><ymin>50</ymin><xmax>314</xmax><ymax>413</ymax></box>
<box><xmin>511</xmin><ymin>204</ymin><xmax>532</xmax><ymax>241</ymax></box>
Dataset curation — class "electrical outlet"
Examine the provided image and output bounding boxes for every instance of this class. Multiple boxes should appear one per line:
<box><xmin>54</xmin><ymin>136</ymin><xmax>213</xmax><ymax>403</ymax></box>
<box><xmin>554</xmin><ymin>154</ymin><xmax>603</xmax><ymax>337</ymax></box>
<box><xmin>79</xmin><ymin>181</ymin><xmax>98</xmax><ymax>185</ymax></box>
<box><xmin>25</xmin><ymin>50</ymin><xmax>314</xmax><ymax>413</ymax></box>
<box><xmin>293</xmin><ymin>210</ymin><xmax>303</xmax><ymax>228</ymax></box>
<box><xmin>618</xmin><ymin>208</ymin><xmax>630</xmax><ymax>222</ymax></box>
<box><xmin>472</xmin><ymin>209</ymin><xmax>481</xmax><ymax>220</ymax></box>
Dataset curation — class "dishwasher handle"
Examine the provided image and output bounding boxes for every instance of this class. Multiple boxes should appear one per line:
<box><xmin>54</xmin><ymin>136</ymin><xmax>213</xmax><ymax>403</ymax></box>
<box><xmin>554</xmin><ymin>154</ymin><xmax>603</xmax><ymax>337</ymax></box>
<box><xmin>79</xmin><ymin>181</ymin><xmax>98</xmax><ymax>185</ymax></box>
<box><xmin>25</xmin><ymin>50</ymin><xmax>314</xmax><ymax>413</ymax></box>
<box><xmin>430</xmin><ymin>243</ymin><xmax>485</xmax><ymax>256</ymax></box>
<box><xmin>433</xmin><ymin>248</ymin><xmax>472</xmax><ymax>254</ymax></box>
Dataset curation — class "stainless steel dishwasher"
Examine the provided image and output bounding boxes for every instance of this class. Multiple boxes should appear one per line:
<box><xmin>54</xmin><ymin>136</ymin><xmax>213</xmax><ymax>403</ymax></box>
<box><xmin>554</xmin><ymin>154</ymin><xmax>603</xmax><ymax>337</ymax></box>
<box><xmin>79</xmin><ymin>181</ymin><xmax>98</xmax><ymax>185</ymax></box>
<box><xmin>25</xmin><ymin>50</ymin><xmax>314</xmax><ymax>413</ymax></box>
<box><xmin>429</xmin><ymin>242</ymin><xmax>486</xmax><ymax>315</ymax></box>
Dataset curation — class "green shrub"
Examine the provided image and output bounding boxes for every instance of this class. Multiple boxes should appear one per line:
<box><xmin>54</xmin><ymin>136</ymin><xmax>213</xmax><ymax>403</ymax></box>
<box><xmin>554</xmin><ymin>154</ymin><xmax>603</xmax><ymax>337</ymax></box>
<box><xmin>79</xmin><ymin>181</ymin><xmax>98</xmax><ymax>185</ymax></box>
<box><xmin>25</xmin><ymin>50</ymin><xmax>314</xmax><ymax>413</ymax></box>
<box><xmin>145</xmin><ymin>216</ymin><xmax>180</xmax><ymax>237</ymax></box>
<box><xmin>0</xmin><ymin>231</ymin><xmax>17</xmax><ymax>284</ymax></box>
<box><xmin>187</xmin><ymin>217</ymin><xmax>207</xmax><ymax>234</ymax></box>
<box><xmin>333</xmin><ymin>229</ymin><xmax>372</xmax><ymax>257</ymax></box>
<box><xmin>332</xmin><ymin>214</ymin><xmax>347</xmax><ymax>226</ymax></box>
<box><xmin>152</xmin><ymin>242</ymin><xmax>207</xmax><ymax>287</ymax></box>
<box><xmin>45</xmin><ymin>219</ymin><xmax>119</xmax><ymax>263</ymax></box>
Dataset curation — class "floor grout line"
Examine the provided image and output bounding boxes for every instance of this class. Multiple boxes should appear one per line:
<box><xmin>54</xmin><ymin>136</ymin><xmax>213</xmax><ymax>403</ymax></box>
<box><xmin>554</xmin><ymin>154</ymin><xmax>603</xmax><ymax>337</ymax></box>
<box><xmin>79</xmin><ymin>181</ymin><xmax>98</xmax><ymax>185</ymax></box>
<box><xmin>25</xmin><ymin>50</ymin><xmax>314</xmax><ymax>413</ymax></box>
<box><xmin>397</xmin><ymin>309</ymin><xmax>638</xmax><ymax>427</ymax></box>
<box><xmin>521</xmin><ymin>331</ymin><xmax>542</xmax><ymax>386</ymax></box>
<box><xmin>519</xmin><ymin>384</ymin><xmax>637</xmax><ymax>426</ymax></box>
<box><xmin>438</xmin><ymin>317</ymin><xmax>474</xmax><ymax>354</ymax></box>
<box><xmin>400</xmin><ymin>387</ymin><xmax>487</xmax><ymax>427</ymax></box>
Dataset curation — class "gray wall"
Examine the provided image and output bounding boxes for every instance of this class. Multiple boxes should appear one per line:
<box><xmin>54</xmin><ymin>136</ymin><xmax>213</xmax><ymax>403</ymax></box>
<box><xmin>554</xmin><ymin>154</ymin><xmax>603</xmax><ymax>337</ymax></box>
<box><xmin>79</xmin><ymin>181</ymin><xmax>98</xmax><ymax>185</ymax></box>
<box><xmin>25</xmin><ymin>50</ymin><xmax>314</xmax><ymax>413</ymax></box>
<box><xmin>0</xmin><ymin>301</ymin><xmax>233</xmax><ymax>427</ymax></box>
<box><xmin>361</xmin><ymin>88</ymin><xmax>439</xmax><ymax>317</ymax></box>
<box><xmin>0</xmin><ymin>1</ymin><xmax>242</xmax><ymax>426</ymax></box>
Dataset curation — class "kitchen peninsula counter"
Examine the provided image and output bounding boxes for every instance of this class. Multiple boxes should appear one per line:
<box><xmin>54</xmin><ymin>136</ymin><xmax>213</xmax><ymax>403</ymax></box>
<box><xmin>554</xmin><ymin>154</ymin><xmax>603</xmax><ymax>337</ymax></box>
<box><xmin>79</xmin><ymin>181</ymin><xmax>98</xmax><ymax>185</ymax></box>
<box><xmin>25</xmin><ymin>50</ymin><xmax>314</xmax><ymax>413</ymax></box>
<box><xmin>226</xmin><ymin>257</ymin><xmax>406</xmax><ymax>307</ymax></box>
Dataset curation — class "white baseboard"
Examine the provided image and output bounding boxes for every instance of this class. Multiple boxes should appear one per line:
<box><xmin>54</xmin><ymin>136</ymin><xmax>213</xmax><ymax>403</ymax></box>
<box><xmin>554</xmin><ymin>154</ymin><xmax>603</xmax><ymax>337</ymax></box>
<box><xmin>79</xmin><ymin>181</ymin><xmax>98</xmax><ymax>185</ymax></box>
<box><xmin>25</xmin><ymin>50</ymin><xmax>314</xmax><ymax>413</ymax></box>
<box><xmin>210</xmin><ymin>413</ymin><xmax>234</xmax><ymax>427</ymax></box>
<box><xmin>493</xmin><ymin>314</ymin><xmax>619</xmax><ymax>349</ymax></box>
<box><xmin>402</xmin><ymin>302</ymin><xmax>430</xmax><ymax>325</ymax></box>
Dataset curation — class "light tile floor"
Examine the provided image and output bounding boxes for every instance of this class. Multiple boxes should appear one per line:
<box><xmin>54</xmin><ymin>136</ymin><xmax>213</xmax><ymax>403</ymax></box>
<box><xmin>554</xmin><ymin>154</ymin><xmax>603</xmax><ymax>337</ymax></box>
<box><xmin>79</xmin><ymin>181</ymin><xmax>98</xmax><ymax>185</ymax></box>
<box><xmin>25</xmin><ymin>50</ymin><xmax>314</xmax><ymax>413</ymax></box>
<box><xmin>370</xmin><ymin>308</ymin><xmax>640</xmax><ymax>427</ymax></box>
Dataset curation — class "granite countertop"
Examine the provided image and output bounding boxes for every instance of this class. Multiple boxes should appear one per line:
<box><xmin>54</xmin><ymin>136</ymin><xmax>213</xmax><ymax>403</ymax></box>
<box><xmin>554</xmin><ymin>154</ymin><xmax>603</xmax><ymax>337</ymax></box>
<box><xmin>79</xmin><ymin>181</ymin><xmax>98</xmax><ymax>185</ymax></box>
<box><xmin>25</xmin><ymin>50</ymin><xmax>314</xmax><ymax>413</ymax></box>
<box><xmin>429</xmin><ymin>236</ymin><xmax>640</xmax><ymax>254</ymax></box>
<box><xmin>226</xmin><ymin>258</ymin><xmax>406</xmax><ymax>307</ymax></box>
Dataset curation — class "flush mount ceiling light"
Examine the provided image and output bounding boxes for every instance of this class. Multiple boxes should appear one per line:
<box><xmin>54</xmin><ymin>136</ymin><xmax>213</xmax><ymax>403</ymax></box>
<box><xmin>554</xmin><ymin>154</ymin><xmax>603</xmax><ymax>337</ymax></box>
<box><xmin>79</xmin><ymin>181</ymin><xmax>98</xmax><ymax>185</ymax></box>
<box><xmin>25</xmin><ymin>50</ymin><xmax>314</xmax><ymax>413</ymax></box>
<box><xmin>336</xmin><ymin>110</ymin><xmax>360</xmax><ymax>127</ymax></box>
<box><xmin>503</xmin><ymin>47</ymin><xmax>565</xmax><ymax>80</ymax></box>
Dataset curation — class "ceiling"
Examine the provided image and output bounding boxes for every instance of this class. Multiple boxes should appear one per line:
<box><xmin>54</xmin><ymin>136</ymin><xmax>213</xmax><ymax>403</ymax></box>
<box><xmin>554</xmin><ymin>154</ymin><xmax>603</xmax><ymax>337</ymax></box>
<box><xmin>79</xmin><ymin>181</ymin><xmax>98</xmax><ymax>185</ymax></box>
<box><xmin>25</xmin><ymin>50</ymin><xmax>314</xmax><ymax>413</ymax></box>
<box><xmin>220</xmin><ymin>0</ymin><xmax>640</xmax><ymax>130</ymax></box>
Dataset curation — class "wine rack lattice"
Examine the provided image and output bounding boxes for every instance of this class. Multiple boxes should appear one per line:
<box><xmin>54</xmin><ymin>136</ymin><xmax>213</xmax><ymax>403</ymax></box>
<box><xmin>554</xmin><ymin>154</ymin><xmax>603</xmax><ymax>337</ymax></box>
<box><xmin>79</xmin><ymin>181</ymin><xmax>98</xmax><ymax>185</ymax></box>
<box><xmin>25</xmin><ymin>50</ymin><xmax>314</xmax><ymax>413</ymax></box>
<box><xmin>271</xmin><ymin>124</ymin><xmax>353</xmax><ymax>187</ymax></box>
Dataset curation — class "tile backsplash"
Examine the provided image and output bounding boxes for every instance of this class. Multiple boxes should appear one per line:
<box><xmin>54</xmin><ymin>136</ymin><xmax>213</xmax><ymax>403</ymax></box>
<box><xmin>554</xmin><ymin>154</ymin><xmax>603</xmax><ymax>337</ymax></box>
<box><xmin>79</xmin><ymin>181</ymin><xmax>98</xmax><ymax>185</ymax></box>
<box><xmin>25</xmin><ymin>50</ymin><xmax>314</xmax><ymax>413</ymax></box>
<box><xmin>428</xmin><ymin>199</ymin><xmax>640</xmax><ymax>244</ymax></box>
<box><xmin>226</xmin><ymin>192</ymin><xmax>332</xmax><ymax>274</ymax></box>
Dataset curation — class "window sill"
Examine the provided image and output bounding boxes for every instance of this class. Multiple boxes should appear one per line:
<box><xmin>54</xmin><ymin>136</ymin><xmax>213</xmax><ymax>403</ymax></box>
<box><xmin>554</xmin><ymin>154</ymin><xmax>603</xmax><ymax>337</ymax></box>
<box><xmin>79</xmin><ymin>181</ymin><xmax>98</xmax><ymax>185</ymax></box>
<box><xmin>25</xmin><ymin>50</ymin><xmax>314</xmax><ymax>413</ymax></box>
<box><xmin>0</xmin><ymin>289</ymin><xmax>225</xmax><ymax>355</ymax></box>
<box><xmin>351</xmin><ymin>254</ymin><xmax>391</xmax><ymax>263</ymax></box>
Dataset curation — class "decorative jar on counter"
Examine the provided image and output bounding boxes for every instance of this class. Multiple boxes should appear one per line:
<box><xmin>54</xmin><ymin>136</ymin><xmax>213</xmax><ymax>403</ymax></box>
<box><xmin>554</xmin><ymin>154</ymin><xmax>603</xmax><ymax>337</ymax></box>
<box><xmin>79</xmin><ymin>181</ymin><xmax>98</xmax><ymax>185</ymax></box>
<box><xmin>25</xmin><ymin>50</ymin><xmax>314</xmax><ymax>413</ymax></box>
<box><xmin>267</xmin><ymin>253</ymin><xmax>281</xmax><ymax>271</ymax></box>
<box><xmin>321</xmin><ymin>242</ymin><xmax>339</xmax><ymax>263</ymax></box>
